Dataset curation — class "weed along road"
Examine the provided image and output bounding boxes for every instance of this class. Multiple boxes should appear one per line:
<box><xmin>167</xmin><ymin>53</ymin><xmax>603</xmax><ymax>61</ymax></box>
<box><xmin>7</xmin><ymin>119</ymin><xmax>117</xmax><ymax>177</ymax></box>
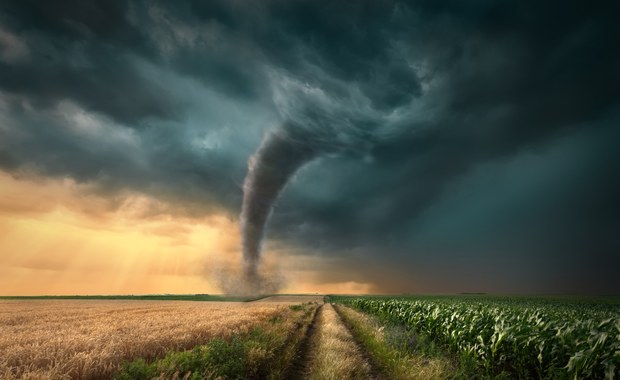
<box><xmin>256</xmin><ymin>295</ymin><xmax>383</xmax><ymax>379</ymax></box>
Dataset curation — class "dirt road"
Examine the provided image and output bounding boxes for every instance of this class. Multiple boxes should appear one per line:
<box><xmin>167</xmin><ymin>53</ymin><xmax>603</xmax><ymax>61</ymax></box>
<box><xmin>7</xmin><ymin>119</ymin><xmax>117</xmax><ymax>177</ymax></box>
<box><xmin>287</xmin><ymin>302</ymin><xmax>381</xmax><ymax>379</ymax></box>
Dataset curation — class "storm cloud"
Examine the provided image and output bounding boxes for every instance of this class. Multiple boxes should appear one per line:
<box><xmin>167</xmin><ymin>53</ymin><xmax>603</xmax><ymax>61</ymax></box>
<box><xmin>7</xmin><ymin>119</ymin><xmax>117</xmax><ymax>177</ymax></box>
<box><xmin>0</xmin><ymin>0</ymin><xmax>618</xmax><ymax>293</ymax></box>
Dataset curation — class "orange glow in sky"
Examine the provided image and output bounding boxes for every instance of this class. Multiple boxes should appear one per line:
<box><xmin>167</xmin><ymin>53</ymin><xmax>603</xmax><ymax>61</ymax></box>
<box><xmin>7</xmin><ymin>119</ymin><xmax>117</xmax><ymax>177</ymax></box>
<box><xmin>0</xmin><ymin>171</ymin><xmax>372</xmax><ymax>295</ymax></box>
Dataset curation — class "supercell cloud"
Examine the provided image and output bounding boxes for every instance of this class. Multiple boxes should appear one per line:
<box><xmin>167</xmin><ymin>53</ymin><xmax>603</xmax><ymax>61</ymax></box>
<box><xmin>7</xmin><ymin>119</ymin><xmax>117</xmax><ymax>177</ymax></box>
<box><xmin>0</xmin><ymin>0</ymin><xmax>619</xmax><ymax>293</ymax></box>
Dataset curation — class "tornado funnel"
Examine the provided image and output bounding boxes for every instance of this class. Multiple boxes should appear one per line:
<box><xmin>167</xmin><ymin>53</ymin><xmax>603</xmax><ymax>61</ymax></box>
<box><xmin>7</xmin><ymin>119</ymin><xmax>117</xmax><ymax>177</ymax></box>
<box><xmin>240</xmin><ymin>127</ymin><xmax>318</xmax><ymax>279</ymax></box>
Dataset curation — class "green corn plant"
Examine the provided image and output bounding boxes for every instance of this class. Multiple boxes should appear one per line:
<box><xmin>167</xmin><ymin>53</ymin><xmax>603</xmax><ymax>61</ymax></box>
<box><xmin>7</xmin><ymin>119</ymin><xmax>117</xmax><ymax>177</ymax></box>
<box><xmin>332</xmin><ymin>295</ymin><xmax>620</xmax><ymax>379</ymax></box>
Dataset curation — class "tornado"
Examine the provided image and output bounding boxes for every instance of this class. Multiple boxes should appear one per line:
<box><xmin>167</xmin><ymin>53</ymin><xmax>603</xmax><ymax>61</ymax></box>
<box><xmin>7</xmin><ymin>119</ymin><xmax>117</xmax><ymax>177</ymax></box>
<box><xmin>238</xmin><ymin>71</ymin><xmax>391</xmax><ymax>287</ymax></box>
<box><xmin>240</xmin><ymin>126</ymin><xmax>319</xmax><ymax>280</ymax></box>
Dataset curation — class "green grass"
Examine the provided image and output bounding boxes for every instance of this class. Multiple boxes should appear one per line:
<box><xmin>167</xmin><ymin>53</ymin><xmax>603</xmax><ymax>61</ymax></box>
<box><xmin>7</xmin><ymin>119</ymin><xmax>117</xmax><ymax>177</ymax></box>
<box><xmin>0</xmin><ymin>294</ymin><xmax>267</xmax><ymax>302</ymax></box>
<box><xmin>116</xmin><ymin>331</ymin><xmax>267</xmax><ymax>380</ymax></box>
<box><xmin>333</xmin><ymin>303</ymin><xmax>477</xmax><ymax>379</ymax></box>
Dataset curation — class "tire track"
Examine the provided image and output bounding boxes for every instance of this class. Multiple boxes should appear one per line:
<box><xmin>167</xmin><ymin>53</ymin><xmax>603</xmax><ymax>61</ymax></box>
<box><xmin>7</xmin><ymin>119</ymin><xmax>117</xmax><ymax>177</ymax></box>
<box><xmin>284</xmin><ymin>303</ymin><xmax>323</xmax><ymax>380</ymax></box>
<box><xmin>292</xmin><ymin>303</ymin><xmax>380</xmax><ymax>379</ymax></box>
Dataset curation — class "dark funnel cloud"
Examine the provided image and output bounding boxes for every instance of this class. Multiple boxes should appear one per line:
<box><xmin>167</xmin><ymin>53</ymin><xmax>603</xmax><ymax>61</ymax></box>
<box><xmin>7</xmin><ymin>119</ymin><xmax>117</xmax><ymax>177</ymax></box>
<box><xmin>241</xmin><ymin>127</ymin><xmax>320</xmax><ymax>277</ymax></box>
<box><xmin>0</xmin><ymin>0</ymin><xmax>619</xmax><ymax>293</ymax></box>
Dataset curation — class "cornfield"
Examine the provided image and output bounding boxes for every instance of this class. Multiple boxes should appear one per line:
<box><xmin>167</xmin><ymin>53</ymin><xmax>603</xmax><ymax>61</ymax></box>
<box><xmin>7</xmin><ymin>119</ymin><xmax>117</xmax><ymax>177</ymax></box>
<box><xmin>334</xmin><ymin>297</ymin><xmax>620</xmax><ymax>379</ymax></box>
<box><xmin>0</xmin><ymin>300</ymin><xmax>285</xmax><ymax>379</ymax></box>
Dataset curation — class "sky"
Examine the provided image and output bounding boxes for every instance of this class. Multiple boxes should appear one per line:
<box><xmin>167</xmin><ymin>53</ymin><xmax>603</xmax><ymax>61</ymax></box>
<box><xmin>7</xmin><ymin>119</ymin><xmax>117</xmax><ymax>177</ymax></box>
<box><xmin>0</xmin><ymin>0</ymin><xmax>619</xmax><ymax>295</ymax></box>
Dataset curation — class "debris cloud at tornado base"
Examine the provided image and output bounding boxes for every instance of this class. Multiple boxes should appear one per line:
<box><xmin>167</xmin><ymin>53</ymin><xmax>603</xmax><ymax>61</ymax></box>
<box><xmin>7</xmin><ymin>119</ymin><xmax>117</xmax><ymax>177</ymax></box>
<box><xmin>208</xmin><ymin>253</ymin><xmax>287</xmax><ymax>296</ymax></box>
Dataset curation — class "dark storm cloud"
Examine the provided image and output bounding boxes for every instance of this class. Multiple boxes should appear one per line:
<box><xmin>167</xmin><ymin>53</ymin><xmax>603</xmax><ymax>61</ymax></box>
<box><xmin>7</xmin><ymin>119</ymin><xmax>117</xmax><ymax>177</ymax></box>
<box><xmin>0</xmin><ymin>0</ymin><xmax>618</xmax><ymax>292</ymax></box>
<box><xmin>0</xmin><ymin>0</ymin><xmax>175</xmax><ymax>124</ymax></box>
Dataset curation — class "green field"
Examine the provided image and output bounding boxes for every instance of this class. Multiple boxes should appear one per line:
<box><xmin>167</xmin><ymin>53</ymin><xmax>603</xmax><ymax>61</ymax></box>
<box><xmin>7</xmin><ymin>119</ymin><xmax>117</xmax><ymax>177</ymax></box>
<box><xmin>329</xmin><ymin>295</ymin><xmax>620</xmax><ymax>379</ymax></box>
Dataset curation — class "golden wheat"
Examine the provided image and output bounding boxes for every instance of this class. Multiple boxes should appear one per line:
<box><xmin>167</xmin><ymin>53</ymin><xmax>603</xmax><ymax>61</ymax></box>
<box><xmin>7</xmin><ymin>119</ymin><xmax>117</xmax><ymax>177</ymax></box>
<box><xmin>0</xmin><ymin>300</ymin><xmax>286</xmax><ymax>379</ymax></box>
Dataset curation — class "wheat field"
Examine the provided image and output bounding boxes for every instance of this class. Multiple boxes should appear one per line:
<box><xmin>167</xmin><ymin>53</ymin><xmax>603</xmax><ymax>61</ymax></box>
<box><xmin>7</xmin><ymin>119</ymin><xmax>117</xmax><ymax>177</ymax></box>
<box><xmin>0</xmin><ymin>300</ymin><xmax>285</xmax><ymax>379</ymax></box>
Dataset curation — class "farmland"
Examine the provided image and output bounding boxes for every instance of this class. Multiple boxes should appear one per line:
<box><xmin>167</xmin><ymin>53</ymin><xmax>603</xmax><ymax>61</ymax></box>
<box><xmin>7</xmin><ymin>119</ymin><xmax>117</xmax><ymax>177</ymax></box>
<box><xmin>0</xmin><ymin>299</ymin><xmax>315</xmax><ymax>379</ymax></box>
<box><xmin>330</xmin><ymin>295</ymin><xmax>620</xmax><ymax>379</ymax></box>
<box><xmin>1</xmin><ymin>295</ymin><xmax>618</xmax><ymax>379</ymax></box>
